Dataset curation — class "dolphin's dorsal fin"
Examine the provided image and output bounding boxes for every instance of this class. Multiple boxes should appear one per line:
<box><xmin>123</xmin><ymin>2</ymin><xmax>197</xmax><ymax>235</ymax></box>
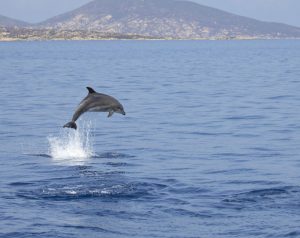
<box><xmin>87</xmin><ymin>87</ymin><xmax>96</xmax><ymax>94</ymax></box>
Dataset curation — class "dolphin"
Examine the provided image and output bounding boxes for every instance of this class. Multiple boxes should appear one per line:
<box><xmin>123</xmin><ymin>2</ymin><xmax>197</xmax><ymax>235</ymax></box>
<box><xmin>63</xmin><ymin>87</ymin><xmax>126</xmax><ymax>130</ymax></box>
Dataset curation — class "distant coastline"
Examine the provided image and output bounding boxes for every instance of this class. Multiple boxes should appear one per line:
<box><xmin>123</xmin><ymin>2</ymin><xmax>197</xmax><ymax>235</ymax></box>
<box><xmin>1</xmin><ymin>28</ymin><xmax>299</xmax><ymax>42</ymax></box>
<box><xmin>1</xmin><ymin>0</ymin><xmax>300</xmax><ymax>41</ymax></box>
<box><xmin>1</xmin><ymin>37</ymin><xmax>299</xmax><ymax>42</ymax></box>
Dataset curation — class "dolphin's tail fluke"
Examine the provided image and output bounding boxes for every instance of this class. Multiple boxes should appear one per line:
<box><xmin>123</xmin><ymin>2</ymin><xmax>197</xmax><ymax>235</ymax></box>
<box><xmin>63</xmin><ymin>121</ymin><xmax>77</xmax><ymax>130</ymax></box>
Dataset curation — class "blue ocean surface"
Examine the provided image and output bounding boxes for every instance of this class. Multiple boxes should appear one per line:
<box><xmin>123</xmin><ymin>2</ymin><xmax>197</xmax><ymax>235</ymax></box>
<box><xmin>0</xmin><ymin>40</ymin><xmax>300</xmax><ymax>238</ymax></box>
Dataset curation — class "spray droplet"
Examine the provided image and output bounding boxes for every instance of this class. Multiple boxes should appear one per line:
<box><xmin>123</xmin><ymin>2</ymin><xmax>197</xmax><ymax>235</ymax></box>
<box><xmin>48</xmin><ymin>121</ymin><xmax>94</xmax><ymax>163</ymax></box>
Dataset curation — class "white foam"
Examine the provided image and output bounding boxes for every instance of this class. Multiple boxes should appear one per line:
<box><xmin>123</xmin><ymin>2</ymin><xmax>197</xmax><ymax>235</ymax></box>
<box><xmin>48</xmin><ymin>121</ymin><xmax>94</xmax><ymax>164</ymax></box>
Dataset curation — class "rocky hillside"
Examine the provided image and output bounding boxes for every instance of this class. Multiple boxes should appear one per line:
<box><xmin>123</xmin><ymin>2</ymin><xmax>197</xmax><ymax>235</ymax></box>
<box><xmin>38</xmin><ymin>0</ymin><xmax>300</xmax><ymax>39</ymax></box>
<box><xmin>0</xmin><ymin>15</ymin><xmax>31</xmax><ymax>40</ymax></box>
<box><xmin>1</xmin><ymin>0</ymin><xmax>300</xmax><ymax>40</ymax></box>
<box><xmin>0</xmin><ymin>15</ymin><xmax>29</xmax><ymax>28</ymax></box>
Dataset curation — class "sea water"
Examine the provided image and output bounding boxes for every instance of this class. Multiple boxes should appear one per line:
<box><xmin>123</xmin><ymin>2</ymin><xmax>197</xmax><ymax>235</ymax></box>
<box><xmin>0</xmin><ymin>40</ymin><xmax>300</xmax><ymax>237</ymax></box>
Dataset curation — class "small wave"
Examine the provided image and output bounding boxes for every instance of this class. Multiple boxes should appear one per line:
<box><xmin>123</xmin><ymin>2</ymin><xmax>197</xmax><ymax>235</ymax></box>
<box><xmin>223</xmin><ymin>187</ymin><xmax>288</xmax><ymax>204</ymax></box>
<box><xmin>221</xmin><ymin>186</ymin><xmax>300</xmax><ymax>210</ymax></box>
<box><xmin>9</xmin><ymin>182</ymin><xmax>34</xmax><ymax>186</ymax></box>
<box><xmin>26</xmin><ymin>153</ymin><xmax>52</xmax><ymax>158</ymax></box>
<box><xmin>104</xmin><ymin>162</ymin><xmax>132</xmax><ymax>167</ymax></box>
<box><xmin>93</xmin><ymin>152</ymin><xmax>135</xmax><ymax>159</ymax></box>
<box><xmin>241</xmin><ymin>188</ymin><xmax>288</xmax><ymax>197</ymax></box>
<box><xmin>283</xmin><ymin>231</ymin><xmax>300</xmax><ymax>237</ymax></box>
<box><xmin>47</xmin><ymin>122</ymin><xmax>94</xmax><ymax>163</ymax></box>
<box><xmin>223</xmin><ymin>115</ymin><xmax>265</xmax><ymax>120</ymax></box>
<box><xmin>163</xmin><ymin>208</ymin><xmax>212</xmax><ymax>218</ymax></box>
<box><xmin>16</xmin><ymin>179</ymin><xmax>168</xmax><ymax>201</ymax></box>
<box><xmin>17</xmin><ymin>183</ymin><xmax>152</xmax><ymax>201</ymax></box>
<box><xmin>17</xmin><ymin>184</ymin><xmax>132</xmax><ymax>200</ymax></box>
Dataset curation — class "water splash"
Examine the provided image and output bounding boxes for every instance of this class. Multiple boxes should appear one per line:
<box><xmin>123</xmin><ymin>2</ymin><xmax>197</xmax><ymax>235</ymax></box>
<box><xmin>48</xmin><ymin>122</ymin><xmax>94</xmax><ymax>163</ymax></box>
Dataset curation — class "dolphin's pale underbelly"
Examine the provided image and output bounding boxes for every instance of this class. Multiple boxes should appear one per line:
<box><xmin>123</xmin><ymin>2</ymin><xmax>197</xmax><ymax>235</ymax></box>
<box><xmin>87</xmin><ymin>106</ymin><xmax>110</xmax><ymax>112</ymax></box>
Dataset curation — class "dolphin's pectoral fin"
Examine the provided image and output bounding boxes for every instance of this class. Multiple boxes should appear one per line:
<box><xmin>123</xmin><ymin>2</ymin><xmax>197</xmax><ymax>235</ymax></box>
<box><xmin>108</xmin><ymin>110</ymin><xmax>114</xmax><ymax>117</ymax></box>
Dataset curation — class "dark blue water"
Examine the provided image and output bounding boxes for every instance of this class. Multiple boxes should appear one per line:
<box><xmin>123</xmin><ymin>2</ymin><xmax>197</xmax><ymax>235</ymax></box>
<box><xmin>1</xmin><ymin>40</ymin><xmax>300</xmax><ymax>238</ymax></box>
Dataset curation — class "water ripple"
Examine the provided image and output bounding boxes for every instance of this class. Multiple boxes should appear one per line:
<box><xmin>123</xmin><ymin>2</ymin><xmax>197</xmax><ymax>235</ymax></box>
<box><xmin>221</xmin><ymin>186</ymin><xmax>300</xmax><ymax>210</ymax></box>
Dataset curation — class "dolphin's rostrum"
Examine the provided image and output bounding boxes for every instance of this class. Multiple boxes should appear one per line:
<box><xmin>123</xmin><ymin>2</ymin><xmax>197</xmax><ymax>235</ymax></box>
<box><xmin>63</xmin><ymin>87</ymin><xmax>126</xmax><ymax>130</ymax></box>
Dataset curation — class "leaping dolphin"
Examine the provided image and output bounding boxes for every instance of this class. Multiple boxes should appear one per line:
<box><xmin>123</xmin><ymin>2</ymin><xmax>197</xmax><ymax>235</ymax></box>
<box><xmin>63</xmin><ymin>87</ymin><xmax>126</xmax><ymax>130</ymax></box>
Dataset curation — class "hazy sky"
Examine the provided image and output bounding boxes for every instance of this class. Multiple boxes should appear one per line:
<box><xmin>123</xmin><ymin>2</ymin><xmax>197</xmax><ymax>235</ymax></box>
<box><xmin>0</xmin><ymin>0</ymin><xmax>299</xmax><ymax>27</ymax></box>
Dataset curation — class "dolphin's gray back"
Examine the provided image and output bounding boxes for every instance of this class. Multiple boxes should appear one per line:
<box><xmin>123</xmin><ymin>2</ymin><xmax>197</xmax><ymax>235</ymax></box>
<box><xmin>71</xmin><ymin>96</ymin><xmax>90</xmax><ymax>122</ymax></box>
<box><xmin>71</xmin><ymin>93</ymin><xmax>122</xmax><ymax>122</ymax></box>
